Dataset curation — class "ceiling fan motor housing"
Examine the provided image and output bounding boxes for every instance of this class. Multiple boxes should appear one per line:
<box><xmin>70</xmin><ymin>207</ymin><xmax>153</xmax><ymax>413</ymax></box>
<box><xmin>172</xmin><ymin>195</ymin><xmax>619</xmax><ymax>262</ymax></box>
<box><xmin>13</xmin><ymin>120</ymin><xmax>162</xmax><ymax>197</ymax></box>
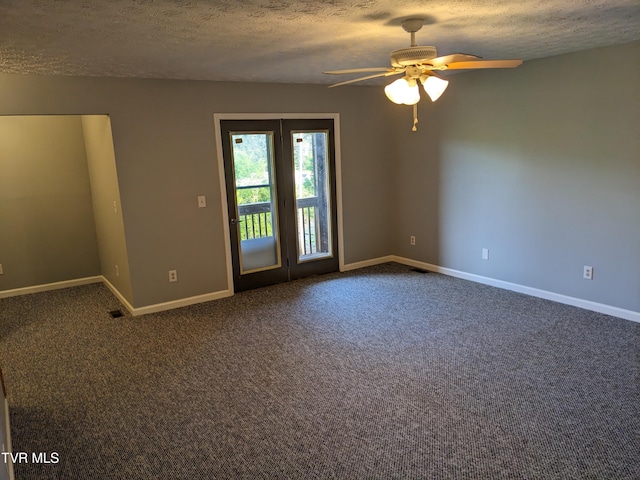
<box><xmin>390</xmin><ymin>46</ymin><xmax>438</xmax><ymax>67</ymax></box>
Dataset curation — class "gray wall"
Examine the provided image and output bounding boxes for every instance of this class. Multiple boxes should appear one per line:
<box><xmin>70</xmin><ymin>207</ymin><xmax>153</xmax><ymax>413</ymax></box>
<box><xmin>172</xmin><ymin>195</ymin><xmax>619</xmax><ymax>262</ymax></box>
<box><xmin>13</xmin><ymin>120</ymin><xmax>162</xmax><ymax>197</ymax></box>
<box><xmin>0</xmin><ymin>77</ymin><xmax>395</xmax><ymax>308</ymax></box>
<box><xmin>391</xmin><ymin>41</ymin><xmax>640</xmax><ymax>312</ymax></box>
<box><xmin>82</xmin><ymin>115</ymin><xmax>133</xmax><ymax>304</ymax></box>
<box><xmin>0</xmin><ymin>115</ymin><xmax>100</xmax><ymax>291</ymax></box>
<box><xmin>1</xmin><ymin>41</ymin><xmax>637</xmax><ymax>314</ymax></box>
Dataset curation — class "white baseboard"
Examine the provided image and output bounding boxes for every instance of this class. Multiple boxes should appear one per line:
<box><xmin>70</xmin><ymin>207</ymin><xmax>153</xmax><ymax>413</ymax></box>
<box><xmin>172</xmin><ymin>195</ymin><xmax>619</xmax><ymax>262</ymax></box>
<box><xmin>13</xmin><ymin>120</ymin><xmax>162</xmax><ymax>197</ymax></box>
<box><xmin>101</xmin><ymin>276</ymin><xmax>136</xmax><ymax>315</ymax></box>
<box><xmin>0</xmin><ymin>276</ymin><xmax>232</xmax><ymax>318</ymax></box>
<box><xmin>128</xmin><ymin>289</ymin><xmax>234</xmax><ymax>316</ymax></box>
<box><xmin>101</xmin><ymin>275</ymin><xmax>233</xmax><ymax>316</ymax></box>
<box><xmin>4</xmin><ymin>262</ymin><xmax>637</xmax><ymax>323</ymax></box>
<box><xmin>0</xmin><ymin>276</ymin><xmax>102</xmax><ymax>299</ymax></box>
<box><xmin>390</xmin><ymin>256</ymin><xmax>640</xmax><ymax>323</ymax></box>
<box><xmin>341</xmin><ymin>255</ymin><xmax>395</xmax><ymax>272</ymax></box>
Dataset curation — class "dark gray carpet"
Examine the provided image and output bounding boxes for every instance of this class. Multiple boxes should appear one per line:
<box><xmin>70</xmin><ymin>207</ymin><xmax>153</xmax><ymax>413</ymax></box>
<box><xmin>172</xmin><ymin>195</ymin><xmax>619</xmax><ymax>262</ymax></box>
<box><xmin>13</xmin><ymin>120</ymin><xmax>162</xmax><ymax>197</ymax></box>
<box><xmin>0</xmin><ymin>263</ymin><xmax>638</xmax><ymax>479</ymax></box>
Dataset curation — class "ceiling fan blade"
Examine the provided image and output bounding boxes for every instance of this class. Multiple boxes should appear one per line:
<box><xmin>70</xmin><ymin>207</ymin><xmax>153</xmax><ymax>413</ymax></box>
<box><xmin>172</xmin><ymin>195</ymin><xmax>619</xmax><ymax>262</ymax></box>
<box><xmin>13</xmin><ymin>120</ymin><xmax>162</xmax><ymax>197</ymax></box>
<box><xmin>324</xmin><ymin>67</ymin><xmax>394</xmax><ymax>75</ymax></box>
<box><xmin>421</xmin><ymin>70</ymin><xmax>447</xmax><ymax>80</ymax></box>
<box><xmin>328</xmin><ymin>70</ymin><xmax>404</xmax><ymax>88</ymax></box>
<box><xmin>445</xmin><ymin>59</ymin><xmax>523</xmax><ymax>70</ymax></box>
<box><xmin>425</xmin><ymin>54</ymin><xmax>483</xmax><ymax>69</ymax></box>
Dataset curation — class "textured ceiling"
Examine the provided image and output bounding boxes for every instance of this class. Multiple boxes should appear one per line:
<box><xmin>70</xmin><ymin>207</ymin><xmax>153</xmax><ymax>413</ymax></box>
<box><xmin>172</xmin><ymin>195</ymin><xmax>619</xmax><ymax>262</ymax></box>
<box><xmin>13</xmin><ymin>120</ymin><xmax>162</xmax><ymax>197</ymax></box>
<box><xmin>1</xmin><ymin>0</ymin><xmax>639</xmax><ymax>85</ymax></box>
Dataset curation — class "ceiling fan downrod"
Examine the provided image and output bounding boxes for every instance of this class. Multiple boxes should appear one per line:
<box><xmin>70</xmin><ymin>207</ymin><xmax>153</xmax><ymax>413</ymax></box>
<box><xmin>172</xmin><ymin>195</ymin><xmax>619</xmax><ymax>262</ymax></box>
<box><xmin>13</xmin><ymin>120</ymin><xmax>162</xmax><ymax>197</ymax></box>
<box><xmin>324</xmin><ymin>16</ymin><xmax>523</xmax><ymax>133</ymax></box>
<box><xmin>401</xmin><ymin>18</ymin><xmax>425</xmax><ymax>47</ymax></box>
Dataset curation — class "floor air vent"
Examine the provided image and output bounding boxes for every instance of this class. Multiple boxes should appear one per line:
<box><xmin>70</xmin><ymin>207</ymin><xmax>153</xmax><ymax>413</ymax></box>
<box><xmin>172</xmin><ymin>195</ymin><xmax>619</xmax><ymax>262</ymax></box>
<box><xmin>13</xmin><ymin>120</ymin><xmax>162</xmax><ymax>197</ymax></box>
<box><xmin>109</xmin><ymin>309</ymin><xmax>124</xmax><ymax>318</ymax></box>
<box><xmin>410</xmin><ymin>268</ymin><xmax>429</xmax><ymax>274</ymax></box>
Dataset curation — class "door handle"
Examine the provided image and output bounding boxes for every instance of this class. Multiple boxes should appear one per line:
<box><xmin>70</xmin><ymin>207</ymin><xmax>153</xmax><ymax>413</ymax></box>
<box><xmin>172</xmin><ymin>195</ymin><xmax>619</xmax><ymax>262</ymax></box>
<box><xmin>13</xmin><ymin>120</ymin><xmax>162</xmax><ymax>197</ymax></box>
<box><xmin>230</xmin><ymin>218</ymin><xmax>245</xmax><ymax>225</ymax></box>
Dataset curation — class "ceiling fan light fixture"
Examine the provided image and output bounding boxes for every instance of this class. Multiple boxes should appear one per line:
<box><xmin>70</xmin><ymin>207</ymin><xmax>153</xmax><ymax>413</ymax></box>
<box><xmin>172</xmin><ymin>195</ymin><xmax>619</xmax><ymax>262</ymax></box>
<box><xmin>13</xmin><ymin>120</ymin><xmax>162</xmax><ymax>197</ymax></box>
<box><xmin>421</xmin><ymin>75</ymin><xmax>449</xmax><ymax>102</ymax></box>
<box><xmin>384</xmin><ymin>77</ymin><xmax>420</xmax><ymax>105</ymax></box>
<box><xmin>325</xmin><ymin>17</ymin><xmax>522</xmax><ymax>131</ymax></box>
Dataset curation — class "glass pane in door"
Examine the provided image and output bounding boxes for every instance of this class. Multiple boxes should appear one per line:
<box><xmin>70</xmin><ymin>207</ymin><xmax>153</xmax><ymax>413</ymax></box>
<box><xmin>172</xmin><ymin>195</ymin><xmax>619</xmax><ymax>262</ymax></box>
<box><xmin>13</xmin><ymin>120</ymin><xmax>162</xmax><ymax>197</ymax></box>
<box><xmin>230</xmin><ymin>132</ymin><xmax>281</xmax><ymax>273</ymax></box>
<box><xmin>291</xmin><ymin>131</ymin><xmax>333</xmax><ymax>262</ymax></box>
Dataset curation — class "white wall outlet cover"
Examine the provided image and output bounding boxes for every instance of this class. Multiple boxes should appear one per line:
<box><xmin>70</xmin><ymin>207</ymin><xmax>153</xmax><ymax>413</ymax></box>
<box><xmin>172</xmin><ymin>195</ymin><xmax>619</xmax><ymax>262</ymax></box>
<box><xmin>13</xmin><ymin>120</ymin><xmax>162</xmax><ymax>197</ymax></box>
<box><xmin>198</xmin><ymin>196</ymin><xmax>207</xmax><ymax>208</ymax></box>
<box><xmin>482</xmin><ymin>248</ymin><xmax>489</xmax><ymax>260</ymax></box>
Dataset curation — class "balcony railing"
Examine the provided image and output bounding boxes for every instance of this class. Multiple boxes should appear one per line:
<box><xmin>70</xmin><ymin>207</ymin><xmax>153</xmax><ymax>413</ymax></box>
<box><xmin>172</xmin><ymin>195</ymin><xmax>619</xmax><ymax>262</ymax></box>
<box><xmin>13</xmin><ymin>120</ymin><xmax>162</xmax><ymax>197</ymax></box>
<box><xmin>296</xmin><ymin>197</ymin><xmax>319</xmax><ymax>256</ymax></box>
<box><xmin>237</xmin><ymin>202</ymin><xmax>273</xmax><ymax>240</ymax></box>
<box><xmin>237</xmin><ymin>197</ymin><xmax>324</xmax><ymax>256</ymax></box>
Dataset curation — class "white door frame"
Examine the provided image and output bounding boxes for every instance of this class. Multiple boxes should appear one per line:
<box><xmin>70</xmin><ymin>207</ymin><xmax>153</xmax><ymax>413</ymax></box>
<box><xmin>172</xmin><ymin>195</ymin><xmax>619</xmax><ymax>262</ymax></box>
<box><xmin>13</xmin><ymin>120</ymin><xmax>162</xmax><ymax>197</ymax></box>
<box><xmin>213</xmin><ymin>113</ymin><xmax>344</xmax><ymax>293</ymax></box>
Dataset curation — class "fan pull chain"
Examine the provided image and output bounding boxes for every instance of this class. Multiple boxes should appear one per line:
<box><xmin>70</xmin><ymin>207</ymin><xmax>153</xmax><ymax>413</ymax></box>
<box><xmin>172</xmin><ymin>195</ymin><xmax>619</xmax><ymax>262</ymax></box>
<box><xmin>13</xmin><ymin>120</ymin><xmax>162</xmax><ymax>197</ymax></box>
<box><xmin>412</xmin><ymin>104</ymin><xmax>418</xmax><ymax>132</ymax></box>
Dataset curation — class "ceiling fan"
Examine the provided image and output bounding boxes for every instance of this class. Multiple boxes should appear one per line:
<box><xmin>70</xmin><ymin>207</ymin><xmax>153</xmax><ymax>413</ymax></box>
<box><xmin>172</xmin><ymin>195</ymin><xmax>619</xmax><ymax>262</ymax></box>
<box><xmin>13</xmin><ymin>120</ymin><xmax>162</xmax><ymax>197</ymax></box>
<box><xmin>324</xmin><ymin>18</ymin><xmax>523</xmax><ymax>131</ymax></box>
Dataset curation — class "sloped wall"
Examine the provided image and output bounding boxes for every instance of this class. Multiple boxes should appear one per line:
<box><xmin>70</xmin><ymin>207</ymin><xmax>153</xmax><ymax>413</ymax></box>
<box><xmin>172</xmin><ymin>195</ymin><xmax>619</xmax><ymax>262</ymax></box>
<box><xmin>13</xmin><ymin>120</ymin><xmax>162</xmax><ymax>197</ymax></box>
<box><xmin>82</xmin><ymin>115</ymin><xmax>133</xmax><ymax>305</ymax></box>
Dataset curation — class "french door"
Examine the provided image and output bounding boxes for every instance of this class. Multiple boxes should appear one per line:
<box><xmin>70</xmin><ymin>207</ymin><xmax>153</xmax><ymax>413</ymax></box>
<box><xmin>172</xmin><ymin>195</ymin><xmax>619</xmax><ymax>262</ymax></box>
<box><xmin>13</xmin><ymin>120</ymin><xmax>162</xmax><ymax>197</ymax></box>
<box><xmin>221</xmin><ymin>119</ymin><xmax>338</xmax><ymax>292</ymax></box>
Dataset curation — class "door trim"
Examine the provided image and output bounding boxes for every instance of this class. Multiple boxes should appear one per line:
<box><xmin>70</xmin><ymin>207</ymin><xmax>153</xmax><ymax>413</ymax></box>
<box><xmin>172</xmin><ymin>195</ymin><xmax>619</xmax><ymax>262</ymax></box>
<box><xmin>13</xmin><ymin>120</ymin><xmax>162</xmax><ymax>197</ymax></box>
<box><xmin>214</xmin><ymin>113</ymin><xmax>344</xmax><ymax>293</ymax></box>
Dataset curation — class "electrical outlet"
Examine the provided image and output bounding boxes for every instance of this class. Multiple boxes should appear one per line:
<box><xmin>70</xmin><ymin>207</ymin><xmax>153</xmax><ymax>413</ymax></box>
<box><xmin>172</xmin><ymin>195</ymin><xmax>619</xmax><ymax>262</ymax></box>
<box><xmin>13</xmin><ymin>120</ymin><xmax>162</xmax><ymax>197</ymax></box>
<box><xmin>115</xmin><ymin>264</ymin><xmax>119</xmax><ymax>277</ymax></box>
<box><xmin>0</xmin><ymin>263</ymin><xmax>3</xmax><ymax>275</ymax></box>
<box><xmin>198</xmin><ymin>195</ymin><xmax>207</xmax><ymax>208</ymax></box>
<box><xmin>583</xmin><ymin>266</ymin><xmax>593</xmax><ymax>280</ymax></box>
<box><xmin>410</xmin><ymin>235</ymin><xmax>416</xmax><ymax>246</ymax></box>
<box><xmin>169</xmin><ymin>270</ymin><xmax>178</xmax><ymax>282</ymax></box>
<box><xmin>482</xmin><ymin>248</ymin><xmax>489</xmax><ymax>260</ymax></box>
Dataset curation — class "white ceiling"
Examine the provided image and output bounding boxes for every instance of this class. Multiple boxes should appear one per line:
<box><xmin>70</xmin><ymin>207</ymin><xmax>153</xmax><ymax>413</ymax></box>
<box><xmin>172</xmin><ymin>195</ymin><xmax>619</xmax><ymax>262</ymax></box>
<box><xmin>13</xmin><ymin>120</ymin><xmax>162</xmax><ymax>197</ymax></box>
<box><xmin>1</xmin><ymin>0</ymin><xmax>639</xmax><ymax>85</ymax></box>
